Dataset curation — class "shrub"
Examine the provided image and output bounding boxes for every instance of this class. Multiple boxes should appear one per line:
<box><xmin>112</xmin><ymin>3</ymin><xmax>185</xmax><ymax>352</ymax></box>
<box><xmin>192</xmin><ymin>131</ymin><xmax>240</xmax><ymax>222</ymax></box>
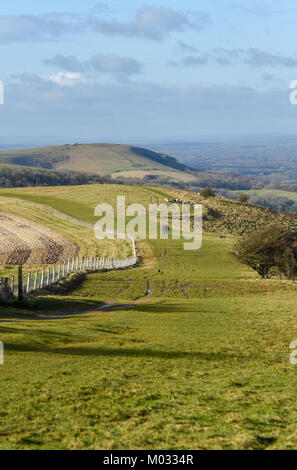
<box><xmin>237</xmin><ymin>194</ymin><xmax>249</xmax><ymax>204</ymax></box>
<box><xmin>206</xmin><ymin>208</ymin><xmax>222</xmax><ymax>220</ymax></box>
<box><xmin>235</xmin><ymin>225</ymin><xmax>297</xmax><ymax>279</ymax></box>
<box><xmin>200</xmin><ymin>187</ymin><xmax>215</xmax><ymax>198</ymax></box>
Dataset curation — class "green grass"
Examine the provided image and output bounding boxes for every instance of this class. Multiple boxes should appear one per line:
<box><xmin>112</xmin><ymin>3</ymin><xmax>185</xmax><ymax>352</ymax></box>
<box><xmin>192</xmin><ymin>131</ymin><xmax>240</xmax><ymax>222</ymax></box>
<box><xmin>1</xmin><ymin>184</ymin><xmax>297</xmax><ymax>237</ymax></box>
<box><xmin>1</xmin><ymin>232</ymin><xmax>297</xmax><ymax>449</ymax></box>
<box><xmin>0</xmin><ymin>197</ymin><xmax>131</xmax><ymax>278</ymax></box>
<box><xmin>0</xmin><ymin>184</ymin><xmax>172</xmax><ymax>222</ymax></box>
<box><xmin>1</xmin><ymin>184</ymin><xmax>297</xmax><ymax>449</ymax></box>
<box><xmin>231</xmin><ymin>189</ymin><xmax>297</xmax><ymax>202</ymax></box>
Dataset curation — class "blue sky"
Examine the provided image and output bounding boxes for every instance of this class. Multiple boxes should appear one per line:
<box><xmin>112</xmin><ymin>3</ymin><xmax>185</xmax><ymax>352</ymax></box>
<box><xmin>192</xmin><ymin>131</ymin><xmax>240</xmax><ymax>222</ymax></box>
<box><xmin>1</xmin><ymin>0</ymin><xmax>297</xmax><ymax>141</ymax></box>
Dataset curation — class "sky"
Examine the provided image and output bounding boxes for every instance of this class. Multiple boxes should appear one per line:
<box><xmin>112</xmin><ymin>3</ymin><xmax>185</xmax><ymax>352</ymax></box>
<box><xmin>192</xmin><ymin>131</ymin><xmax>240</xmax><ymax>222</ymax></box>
<box><xmin>0</xmin><ymin>0</ymin><xmax>297</xmax><ymax>142</ymax></box>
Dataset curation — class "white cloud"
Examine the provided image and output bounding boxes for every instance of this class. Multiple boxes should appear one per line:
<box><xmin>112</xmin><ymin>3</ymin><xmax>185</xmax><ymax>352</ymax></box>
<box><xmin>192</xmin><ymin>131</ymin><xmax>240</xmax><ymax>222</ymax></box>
<box><xmin>47</xmin><ymin>72</ymin><xmax>87</xmax><ymax>86</ymax></box>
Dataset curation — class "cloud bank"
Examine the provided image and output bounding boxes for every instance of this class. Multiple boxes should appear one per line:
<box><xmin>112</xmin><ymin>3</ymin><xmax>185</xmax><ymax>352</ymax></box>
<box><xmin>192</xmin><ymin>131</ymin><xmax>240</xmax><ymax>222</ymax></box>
<box><xmin>0</xmin><ymin>7</ymin><xmax>211</xmax><ymax>43</ymax></box>
<box><xmin>1</xmin><ymin>73</ymin><xmax>293</xmax><ymax>138</ymax></box>
<box><xmin>173</xmin><ymin>47</ymin><xmax>297</xmax><ymax>69</ymax></box>
<box><xmin>44</xmin><ymin>54</ymin><xmax>142</xmax><ymax>76</ymax></box>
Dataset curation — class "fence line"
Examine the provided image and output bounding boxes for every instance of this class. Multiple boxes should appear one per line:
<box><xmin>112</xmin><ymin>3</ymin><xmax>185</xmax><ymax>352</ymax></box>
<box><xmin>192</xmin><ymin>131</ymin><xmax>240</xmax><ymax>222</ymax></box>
<box><xmin>0</xmin><ymin>196</ymin><xmax>135</xmax><ymax>239</ymax></box>
<box><xmin>0</xmin><ymin>253</ymin><xmax>137</xmax><ymax>300</ymax></box>
<box><xmin>0</xmin><ymin>195</ymin><xmax>136</xmax><ymax>252</ymax></box>
<box><xmin>0</xmin><ymin>196</ymin><xmax>94</xmax><ymax>229</ymax></box>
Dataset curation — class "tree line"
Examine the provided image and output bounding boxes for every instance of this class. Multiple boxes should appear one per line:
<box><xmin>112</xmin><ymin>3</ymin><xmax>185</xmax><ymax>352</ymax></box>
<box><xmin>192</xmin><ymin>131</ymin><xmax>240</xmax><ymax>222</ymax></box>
<box><xmin>0</xmin><ymin>165</ymin><xmax>117</xmax><ymax>188</ymax></box>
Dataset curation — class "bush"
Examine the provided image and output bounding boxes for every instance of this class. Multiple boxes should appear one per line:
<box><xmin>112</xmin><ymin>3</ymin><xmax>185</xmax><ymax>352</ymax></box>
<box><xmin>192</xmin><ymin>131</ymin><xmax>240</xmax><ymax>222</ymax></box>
<box><xmin>235</xmin><ymin>225</ymin><xmax>297</xmax><ymax>279</ymax></box>
<box><xmin>237</xmin><ymin>194</ymin><xmax>249</xmax><ymax>204</ymax></box>
<box><xmin>200</xmin><ymin>187</ymin><xmax>215</xmax><ymax>198</ymax></box>
<box><xmin>206</xmin><ymin>208</ymin><xmax>222</xmax><ymax>220</ymax></box>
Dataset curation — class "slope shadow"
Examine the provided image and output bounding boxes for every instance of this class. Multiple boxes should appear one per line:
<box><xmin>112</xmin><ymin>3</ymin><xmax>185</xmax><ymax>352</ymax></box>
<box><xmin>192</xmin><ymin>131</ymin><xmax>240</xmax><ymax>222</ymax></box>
<box><xmin>4</xmin><ymin>342</ymin><xmax>257</xmax><ymax>362</ymax></box>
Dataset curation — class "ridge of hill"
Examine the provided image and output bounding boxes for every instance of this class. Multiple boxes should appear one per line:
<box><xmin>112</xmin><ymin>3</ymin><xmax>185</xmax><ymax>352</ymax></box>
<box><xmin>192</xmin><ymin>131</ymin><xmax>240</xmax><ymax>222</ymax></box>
<box><xmin>0</xmin><ymin>143</ymin><xmax>195</xmax><ymax>181</ymax></box>
<box><xmin>0</xmin><ymin>143</ymin><xmax>271</xmax><ymax>191</ymax></box>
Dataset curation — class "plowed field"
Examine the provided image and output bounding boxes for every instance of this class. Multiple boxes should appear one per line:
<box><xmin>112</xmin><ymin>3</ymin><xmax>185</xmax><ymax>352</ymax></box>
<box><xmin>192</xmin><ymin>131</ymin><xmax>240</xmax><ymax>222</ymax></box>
<box><xmin>0</xmin><ymin>211</ymin><xmax>78</xmax><ymax>264</ymax></box>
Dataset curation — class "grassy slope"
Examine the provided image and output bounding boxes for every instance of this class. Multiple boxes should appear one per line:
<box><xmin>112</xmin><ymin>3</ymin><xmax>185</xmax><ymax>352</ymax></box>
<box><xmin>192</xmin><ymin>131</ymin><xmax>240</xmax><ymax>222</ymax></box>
<box><xmin>0</xmin><ymin>191</ymin><xmax>132</xmax><ymax>277</ymax></box>
<box><xmin>1</xmin><ymin>185</ymin><xmax>297</xmax><ymax>449</ymax></box>
<box><xmin>1</xmin><ymin>184</ymin><xmax>297</xmax><ymax>236</ymax></box>
<box><xmin>231</xmin><ymin>189</ymin><xmax>297</xmax><ymax>202</ymax></box>
<box><xmin>0</xmin><ymin>143</ymin><xmax>194</xmax><ymax>183</ymax></box>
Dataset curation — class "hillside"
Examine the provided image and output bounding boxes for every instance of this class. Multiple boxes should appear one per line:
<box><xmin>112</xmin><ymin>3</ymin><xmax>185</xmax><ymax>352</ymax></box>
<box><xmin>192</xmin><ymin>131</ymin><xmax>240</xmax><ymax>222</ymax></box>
<box><xmin>1</xmin><ymin>184</ymin><xmax>297</xmax><ymax>237</ymax></box>
<box><xmin>0</xmin><ymin>143</ymin><xmax>274</xmax><ymax>192</ymax></box>
<box><xmin>0</xmin><ymin>143</ymin><xmax>197</xmax><ymax>184</ymax></box>
<box><xmin>2</xmin><ymin>183</ymin><xmax>297</xmax><ymax>449</ymax></box>
<box><xmin>228</xmin><ymin>189</ymin><xmax>297</xmax><ymax>215</ymax></box>
<box><xmin>0</xmin><ymin>192</ymin><xmax>131</xmax><ymax>275</ymax></box>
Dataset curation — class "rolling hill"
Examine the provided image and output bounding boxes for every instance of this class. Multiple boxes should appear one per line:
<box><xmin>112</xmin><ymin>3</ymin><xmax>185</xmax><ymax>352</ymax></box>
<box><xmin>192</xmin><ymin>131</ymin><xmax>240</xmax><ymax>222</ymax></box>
<box><xmin>0</xmin><ymin>143</ymin><xmax>198</xmax><ymax>184</ymax></box>
<box><xmin>0</xmin><ymin>142</ymin><xmax>271</xmax><ymax>193</ymax></box>
<box><xmin>1</xmin><ymin>183</ymin><xmax>297</xmax><ymax>237</ymax></box>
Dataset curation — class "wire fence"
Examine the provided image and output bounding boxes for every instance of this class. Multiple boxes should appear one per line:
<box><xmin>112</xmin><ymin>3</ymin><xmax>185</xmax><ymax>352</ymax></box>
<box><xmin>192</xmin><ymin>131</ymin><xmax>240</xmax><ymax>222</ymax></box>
<box><xmin>0</xmin><ymin>196</ymin><xmax>137</xmax><ymax>301</ymax></box>
<box><xmin>0</xmin><ymin>196</ymin><xmax>95</xmax><ymax>229</ymax></box>
<box><xmin>0</xmin><ymin>251</ymin><xmax>137</xmax><ymax>301</ymax></box>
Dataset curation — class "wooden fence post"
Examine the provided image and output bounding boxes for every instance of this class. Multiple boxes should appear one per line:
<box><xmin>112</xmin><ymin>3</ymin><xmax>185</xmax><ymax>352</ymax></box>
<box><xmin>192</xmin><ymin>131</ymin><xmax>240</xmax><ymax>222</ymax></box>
<box><xmin>18</xmin><ymin>265</ymin><xmax>23</xmax><ymax>301</ymax></box>
<box><xmin>33</xmin><ymin>271</ymin><xmax>38</xmax><ymax>290</ymax></box>
<box><xmin>40</xmin><ymin>269</ymin><xmax>44</xmax><ymax>289</ymax></box>
<box><xmin>3</xmin><ymin>278</ymin><xmax>9</xmax><ymax>300</ymax></box>
<box><xmin>11</xmin><ymin>276</ymin><xmax>15</xmax><ymax>297</ymax></box>
<box><xmin>26</xmin><ymin>273</ymin><xmax>31</xmax><ymax>294</ymax></box>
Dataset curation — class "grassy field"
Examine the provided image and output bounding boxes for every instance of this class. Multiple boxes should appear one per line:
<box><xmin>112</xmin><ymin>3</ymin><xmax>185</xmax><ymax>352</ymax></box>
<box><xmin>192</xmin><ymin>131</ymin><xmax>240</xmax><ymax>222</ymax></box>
<box><xmin>112</xmin><ymin>169</ymin><xmax>198</xmax><ymax>183</ymax></box>
<box><xmin>1</xmin><ymin>184</ymin><xmax>297</xmax><ymax>449</ymax></box>
<box><xmin>1</xmin><ymin>184</ymin><xmax>297</xmax><ymax>236</ymax></box>
<box><xmin>231</xmin><ymin>189</ymin><xmax>297</xmax><ymax>202</ymax></box>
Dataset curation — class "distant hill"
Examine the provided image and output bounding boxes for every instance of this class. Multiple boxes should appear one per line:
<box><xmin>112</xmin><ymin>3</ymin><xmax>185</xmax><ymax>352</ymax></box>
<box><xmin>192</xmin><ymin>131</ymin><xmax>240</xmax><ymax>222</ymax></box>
<box><xmin>0</xmin><ymin>143</ymin><xmax>198</xmax><ymax>184</ymax></box>
<box><xmin>0</xmin><ymin>142</ymin><xmax>270</xmax><ymax>192</ymax></box>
